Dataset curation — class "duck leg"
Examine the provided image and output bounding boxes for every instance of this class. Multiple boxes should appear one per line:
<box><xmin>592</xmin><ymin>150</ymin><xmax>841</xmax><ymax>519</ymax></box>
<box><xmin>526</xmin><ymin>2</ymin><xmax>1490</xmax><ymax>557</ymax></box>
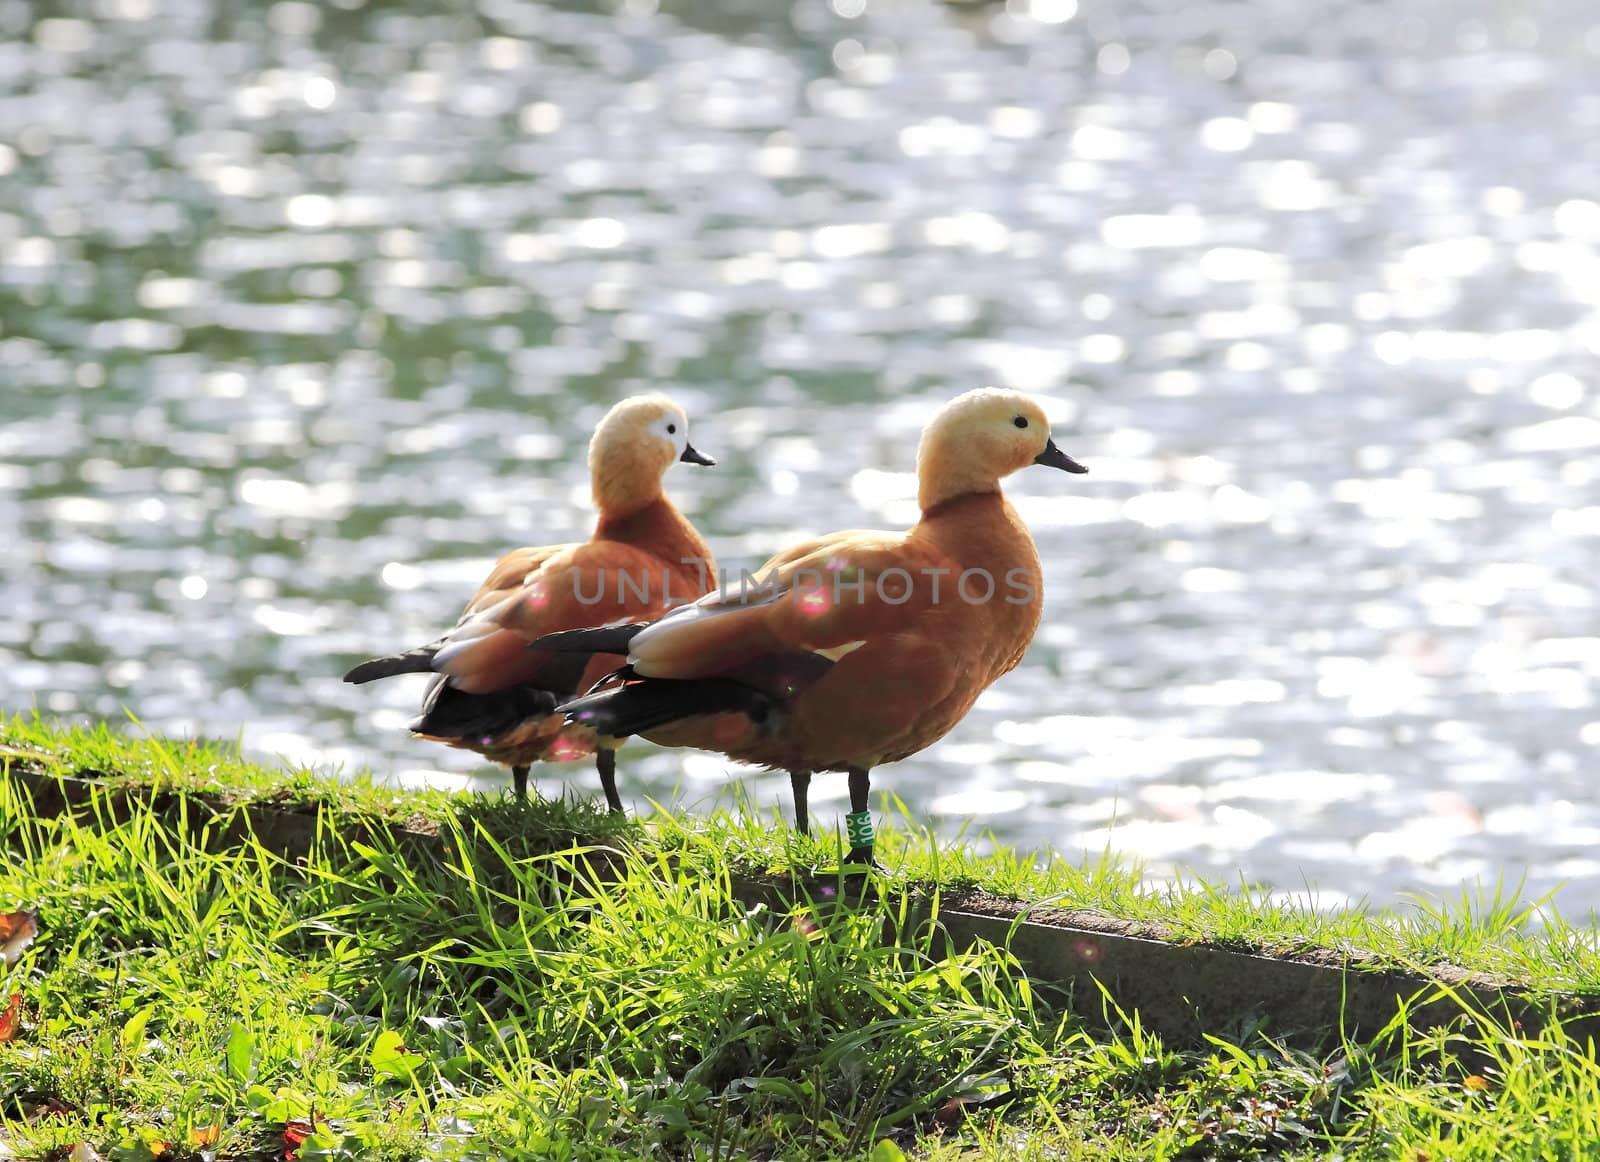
<box><xmin>511</xmin><ymin>765</ymin><xmax>530</xmax><ymax>801</ymax></box>
<box><xmin>843</xmin><ymin>766</ymin><xmax>880</xmax><ymax>867</ymax></box>
<box><xmin>596</xmin><ymin>748</ymin><xmax>623</xmax><ymax>814</ymax></box>
<box><xmin>789</xmin><ymin>769</ymin><xmax>812</xmax><ymax>835</ymax></box>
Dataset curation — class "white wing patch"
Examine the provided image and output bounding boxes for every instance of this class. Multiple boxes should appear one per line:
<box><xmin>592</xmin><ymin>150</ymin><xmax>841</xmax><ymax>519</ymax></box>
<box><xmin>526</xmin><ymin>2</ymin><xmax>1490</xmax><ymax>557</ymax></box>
<box><xmin>814</xmin><ymin>640</ymin><xmax>867</xmax><ymax>662</ymax></box>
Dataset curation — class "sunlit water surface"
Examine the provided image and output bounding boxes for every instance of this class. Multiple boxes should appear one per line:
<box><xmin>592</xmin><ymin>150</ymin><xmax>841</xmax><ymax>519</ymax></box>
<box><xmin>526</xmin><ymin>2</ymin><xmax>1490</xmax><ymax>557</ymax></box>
<box><xmin>6</xmin><ymin>0</ymin><xmax>1600</xmax><ymax>914</ymax></box>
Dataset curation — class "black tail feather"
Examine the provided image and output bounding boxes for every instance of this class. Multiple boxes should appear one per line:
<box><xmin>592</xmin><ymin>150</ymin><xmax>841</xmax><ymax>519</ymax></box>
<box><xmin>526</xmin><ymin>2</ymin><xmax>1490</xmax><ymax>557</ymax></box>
<box><xmin>409</xmin><ymin>677</ymin><xmax>562</xmax><ymax>739</ymax></box>
<box><xmin>531</xmin><ymin>622</ymin><xmax>650</xmax><ymax>655</ymax></box>
<box><xmin>559</xmin><ymin>677</ymin><xmax>771</xmax><ymax>738</ymax></box>
<box><xmin>344</xmin><ymin>644</ymin><xmax>440</xmax><ymax>684</ymax></box>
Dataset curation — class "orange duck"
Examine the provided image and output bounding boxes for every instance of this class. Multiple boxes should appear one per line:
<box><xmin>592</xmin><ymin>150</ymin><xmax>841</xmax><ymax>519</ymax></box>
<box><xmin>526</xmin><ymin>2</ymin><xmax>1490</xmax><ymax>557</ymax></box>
<box><xmin>534</xmin><ymin>388</ymin><xmax>1086</xmax><ymax>863</ymax></box>
<box><xmin>344</xmin><ymin>394</ymin><xmax>717</xmax><ymax>807</ymax></box>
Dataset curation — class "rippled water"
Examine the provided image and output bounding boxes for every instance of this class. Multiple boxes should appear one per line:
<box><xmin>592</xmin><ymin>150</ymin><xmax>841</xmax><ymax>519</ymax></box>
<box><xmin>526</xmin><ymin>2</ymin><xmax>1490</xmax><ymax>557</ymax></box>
<box><xmin>6</xmin><ymin>0</ymin><xmax>1600</xmax><ymax>913</ymax></box>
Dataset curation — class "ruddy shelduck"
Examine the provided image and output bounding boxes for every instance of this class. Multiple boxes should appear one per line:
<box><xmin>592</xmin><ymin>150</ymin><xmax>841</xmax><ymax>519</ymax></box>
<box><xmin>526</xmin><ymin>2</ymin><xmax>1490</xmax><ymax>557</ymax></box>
<box><xmin>344</xmin><ymin>394</ymin><xmax>717</xmax><ymax>807</ymax></box>
<box><xmin>534</xmin><ymin>388</ymin><xmax>1086</xmax><ymax>864</ymax></box>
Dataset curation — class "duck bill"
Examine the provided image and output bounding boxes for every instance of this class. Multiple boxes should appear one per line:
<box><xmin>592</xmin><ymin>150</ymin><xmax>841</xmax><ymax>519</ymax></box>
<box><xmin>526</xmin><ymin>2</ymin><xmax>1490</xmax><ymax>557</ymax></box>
<box><xmin>679</xmin><ymin>443</ymin><xmax>716</xmax><ymax>466</ymax></box>
<box><xmin>1034</xmin><ymin>439</ymin><xmax>1088</xmax><ymax>474</ymax></box>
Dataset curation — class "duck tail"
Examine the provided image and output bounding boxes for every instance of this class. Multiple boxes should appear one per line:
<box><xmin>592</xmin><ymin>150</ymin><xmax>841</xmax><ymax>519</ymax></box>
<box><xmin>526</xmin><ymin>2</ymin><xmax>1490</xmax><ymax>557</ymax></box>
<box><xmin>343</xmin><ymin>643</ymin><xmax>440</xmax><ymax>684</ymax></box>
<box><xmin>408</xmin><ymin>676</ymin><xmax>561</xmax><ymax>739</ymax></box>
<box><xmin>559</xmin><ymin>677</ymin><xmax>771</xmax><ymax>738</ymax></box>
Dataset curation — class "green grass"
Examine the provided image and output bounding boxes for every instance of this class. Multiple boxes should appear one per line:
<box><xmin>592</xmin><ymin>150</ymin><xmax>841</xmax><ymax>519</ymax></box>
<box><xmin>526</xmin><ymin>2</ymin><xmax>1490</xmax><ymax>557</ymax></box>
<box><xmin>2</xmin><ymin>715</ymin><xmax>1599</xmax><ymax>1160</ymax></box>
<box><xmin>6</xmin><ymin>715</ymin><xmax>1598</xmax><ymax>993</ymax></box>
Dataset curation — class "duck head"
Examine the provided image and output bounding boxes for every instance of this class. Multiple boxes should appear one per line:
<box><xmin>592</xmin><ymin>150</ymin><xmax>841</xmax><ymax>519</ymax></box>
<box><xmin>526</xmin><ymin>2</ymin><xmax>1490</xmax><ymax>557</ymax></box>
<box><xmin>589</xmin><ymin>394</ymin><xmax>714</xmax><ymax>514</ymax></box>
<box><xmin>916</xmin><ymin>387</ymin><xmax>1086</xmax><ymax>511</ymax></box>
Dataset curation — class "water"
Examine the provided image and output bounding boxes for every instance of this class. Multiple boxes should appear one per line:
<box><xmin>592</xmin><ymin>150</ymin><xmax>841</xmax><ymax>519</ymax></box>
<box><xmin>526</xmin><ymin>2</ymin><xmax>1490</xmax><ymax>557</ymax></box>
<box><xmin>6</xmin><ymin>0</ymin><xmax>1600</xmax><ymax>914</ymax></box>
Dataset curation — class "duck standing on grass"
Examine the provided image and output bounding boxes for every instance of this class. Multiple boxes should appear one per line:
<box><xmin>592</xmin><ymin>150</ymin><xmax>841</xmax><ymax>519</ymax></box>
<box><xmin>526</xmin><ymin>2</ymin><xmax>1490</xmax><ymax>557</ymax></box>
<box><xmin>343</xmin><ymin>394</ymin><xmax>717</xmax><ymax>808</ymax></box>
<box><xmin>532</xmin><ymin>388</ymin><xmax>1086</xmax><ymax>865</ymax></box>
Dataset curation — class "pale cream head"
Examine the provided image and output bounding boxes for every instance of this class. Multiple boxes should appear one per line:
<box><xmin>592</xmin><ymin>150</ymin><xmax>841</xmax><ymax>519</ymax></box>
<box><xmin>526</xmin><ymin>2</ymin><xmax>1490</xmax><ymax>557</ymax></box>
<box><xmin>915</xmin><ymin>387</ymin><xmax>1083</xmax><ymax>511</ymax></box>
<box><xmin>588</xmin><ymin>394</ymin><xmax>700</xmax><ymax>515</ymax></box>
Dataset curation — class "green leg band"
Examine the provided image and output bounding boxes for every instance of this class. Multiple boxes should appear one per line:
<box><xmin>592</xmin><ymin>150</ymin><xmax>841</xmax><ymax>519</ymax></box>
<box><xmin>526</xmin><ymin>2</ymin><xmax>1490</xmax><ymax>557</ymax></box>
<box><xmin>845</xmin><ymin>810</ymin><xmax>875</xmax><ymax>850</ymax></box>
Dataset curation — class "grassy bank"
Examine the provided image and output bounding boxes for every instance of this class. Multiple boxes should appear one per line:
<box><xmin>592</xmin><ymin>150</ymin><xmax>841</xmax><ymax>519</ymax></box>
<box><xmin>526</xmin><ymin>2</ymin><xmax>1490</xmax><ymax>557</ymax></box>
<box><xmin>2</xmin><ymin>717</ymin><xmax>1599</xmax><ymax>1160</ymax></box>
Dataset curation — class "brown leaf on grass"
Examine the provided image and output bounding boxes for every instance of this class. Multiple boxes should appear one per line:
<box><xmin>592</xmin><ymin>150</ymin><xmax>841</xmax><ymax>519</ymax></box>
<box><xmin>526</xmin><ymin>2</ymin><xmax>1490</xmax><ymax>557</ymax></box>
<box><xmin>0</xmin><ymin>909</ymin><xmax>37</xmax><ymax>966</ymax></box>
<box><xmin>0</xmin><ymin>993</ymin><xmax>22</xmax><ymax>1043</ymax></box>
<box><xmin>933</xmin><ymin>1096</ymin><xmax>978</xmax><ymax>1127</ymax></box>
<box><xmin>933</xmin><ymin>1084</ymin><xmax>1015</xmax><ymax>1127</ymax></box>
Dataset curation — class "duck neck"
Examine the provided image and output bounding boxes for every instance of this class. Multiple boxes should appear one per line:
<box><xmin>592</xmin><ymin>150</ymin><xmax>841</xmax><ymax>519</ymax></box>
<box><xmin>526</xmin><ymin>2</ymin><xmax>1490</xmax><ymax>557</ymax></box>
<box><xmin>592</xmin><ymin>461</ymin><xmax>666</xmax><ymax>520</ymax></box>
<box><xmin>595</xmin><ymin>495</ymin><xmax>713</xmax><ymax>572</ymax></box>
<box><xmin>918</xmin><ymin>481</ymin><xmax>1001</xmax><ymax>520</ymax></box>
<box><xmin>916</xmin><ymin>450</ymin><xmax>1004</xmax><ymax>512</ymax></box>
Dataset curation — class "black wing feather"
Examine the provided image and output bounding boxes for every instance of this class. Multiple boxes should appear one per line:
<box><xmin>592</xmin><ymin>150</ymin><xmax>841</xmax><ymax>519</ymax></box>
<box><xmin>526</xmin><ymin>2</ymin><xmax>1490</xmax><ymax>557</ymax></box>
<box><xmin>558</xmin><ymin>678</ymin><xmax>773</xmax><ymax>738</ymax></box>
<box><xmin>343</xmin><ymin>643</ymin><xmax>441</xmax><ymax>684</ymax></box>
<box><xmin>529</xmin><ymin>622</ymin><xmax>650</xmax><ymax>655</ymax></box>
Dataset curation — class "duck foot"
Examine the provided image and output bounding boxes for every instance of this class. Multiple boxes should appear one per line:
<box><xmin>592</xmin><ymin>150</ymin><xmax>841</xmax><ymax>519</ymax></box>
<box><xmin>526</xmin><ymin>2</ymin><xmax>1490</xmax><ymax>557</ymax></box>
<box><xmin>843</xmin><ymin>845</ymin><xmax>883</xmax><ymax>870</ymax></box>
<box><xmin>596</xmin><ymin>748</ymin><xmax>623</xmax><ymax>814</ymax></box>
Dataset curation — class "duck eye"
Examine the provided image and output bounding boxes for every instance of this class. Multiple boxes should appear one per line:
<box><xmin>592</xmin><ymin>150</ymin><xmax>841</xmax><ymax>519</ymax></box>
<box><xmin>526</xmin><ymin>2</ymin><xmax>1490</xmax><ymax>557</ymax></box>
<box><xmin>667</xmin><ymin>423</ymin><xmax>677</xmax><ymax>434</ymax></box>
<box><xmin>1013</xmin><ymin>416</ymin><xmax>1028</xmax><ymax>429</ymax></box>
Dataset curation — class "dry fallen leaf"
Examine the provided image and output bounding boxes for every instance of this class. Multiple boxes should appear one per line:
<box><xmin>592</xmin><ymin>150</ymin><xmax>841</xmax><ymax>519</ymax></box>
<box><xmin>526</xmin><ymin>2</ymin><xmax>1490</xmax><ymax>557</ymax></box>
<box><xmin>934</xmin><ymin>1096</ymin><xmax>978</xmax><ymax>1127</ymax></box>
<box><xmin>0</xmin><ymin>994</ymin><xmax>21</xmax><ymax>1043</ymax></box>
<box><xmin>0</xmin><ymin>910</ymin><xmax>37</xmax><ymax>967</ymax></box>
<box><xmin>933</xmin><ymin>1081</ymin><xmax>1015</xmax><ymax>1127</ymax></box>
